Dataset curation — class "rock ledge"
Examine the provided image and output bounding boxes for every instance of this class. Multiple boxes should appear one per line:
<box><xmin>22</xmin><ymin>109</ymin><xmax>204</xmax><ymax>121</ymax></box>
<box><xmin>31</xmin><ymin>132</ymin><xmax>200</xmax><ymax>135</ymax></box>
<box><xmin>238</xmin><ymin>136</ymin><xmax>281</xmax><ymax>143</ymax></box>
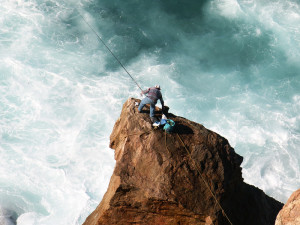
<box><xmin>83</xmin><ymin>98</ymin><xmax>283</xmax><ymax>225</ymax></box>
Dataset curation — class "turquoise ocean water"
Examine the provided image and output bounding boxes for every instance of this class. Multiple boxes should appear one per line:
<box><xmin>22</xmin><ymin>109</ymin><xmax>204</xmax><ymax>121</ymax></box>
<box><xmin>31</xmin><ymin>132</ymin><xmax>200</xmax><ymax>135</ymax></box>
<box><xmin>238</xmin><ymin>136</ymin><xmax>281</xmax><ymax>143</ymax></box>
<box><xmin>0</xmin><ymin>0</ymin><xmax>299</xmax><ymax>224</ymax></box>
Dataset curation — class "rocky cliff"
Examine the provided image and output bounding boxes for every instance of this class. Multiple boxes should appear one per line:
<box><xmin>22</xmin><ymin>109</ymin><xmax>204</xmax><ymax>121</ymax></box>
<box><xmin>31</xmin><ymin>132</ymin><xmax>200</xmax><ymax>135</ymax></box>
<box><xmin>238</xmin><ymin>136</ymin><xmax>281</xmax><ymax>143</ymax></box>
<box><xmin>275</xmin><ymin>188</ymin><xmax>300</xmax><ymax>225</ymax></box>
<box><xmin>83</xmin><ymin>98</ymin><xmax>283</xmax><ymax>225</ymax></box>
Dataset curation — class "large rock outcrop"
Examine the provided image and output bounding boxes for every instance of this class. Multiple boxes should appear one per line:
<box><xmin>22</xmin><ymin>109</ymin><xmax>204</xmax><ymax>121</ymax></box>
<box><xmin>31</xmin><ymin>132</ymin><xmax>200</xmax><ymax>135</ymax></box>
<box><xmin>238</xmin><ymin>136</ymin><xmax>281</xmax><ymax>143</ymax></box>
<box><xmin>83</xmin><ymin>98</ymin><xmax>283</xmax><ymax>225</ymax></box>
<box><xmin>275</xmin><ymin>189</ymin><xmax>300</xmax><ymax>225</ymax></box>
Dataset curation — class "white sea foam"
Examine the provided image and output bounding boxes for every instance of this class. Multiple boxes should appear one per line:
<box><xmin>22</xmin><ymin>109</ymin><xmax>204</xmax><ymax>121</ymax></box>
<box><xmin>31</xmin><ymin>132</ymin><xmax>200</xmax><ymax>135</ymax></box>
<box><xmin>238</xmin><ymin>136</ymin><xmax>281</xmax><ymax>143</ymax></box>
<box><xmin>210</xmin><ymin>0</ymin><xmax>244</xmax><ymax>19</ymax></box>
<box><xmin>0</xmin><ymin>0</ymin><xmax>300</xmax><ymax>224</ymax></box>
<box><xmin>0</xmin><ymin>1</ymin><xmax>117</xmax><ymax>224</ymax></box>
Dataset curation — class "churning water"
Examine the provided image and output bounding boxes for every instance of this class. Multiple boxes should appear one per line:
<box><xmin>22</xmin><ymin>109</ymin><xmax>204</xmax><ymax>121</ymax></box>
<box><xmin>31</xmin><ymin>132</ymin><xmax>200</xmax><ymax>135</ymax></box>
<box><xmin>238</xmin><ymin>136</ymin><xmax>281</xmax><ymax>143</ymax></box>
<box><xmin>0</xmin><ymin>0</ymin><xmax>299</xmax><ymax>224</ymax></box>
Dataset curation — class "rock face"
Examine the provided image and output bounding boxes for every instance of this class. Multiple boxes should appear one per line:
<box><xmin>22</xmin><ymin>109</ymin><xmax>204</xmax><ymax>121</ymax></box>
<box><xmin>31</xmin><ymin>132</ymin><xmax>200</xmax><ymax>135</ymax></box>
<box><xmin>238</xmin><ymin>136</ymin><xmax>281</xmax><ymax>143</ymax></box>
<box><xmin>275</xmin><ymin>189</ymin><xmax>300</xmax><ymax>225</ymax></box>
<box><xmin>83</xmin><ymin>98</ymin><xmax>283</xmax><ymax>225</ymax></box>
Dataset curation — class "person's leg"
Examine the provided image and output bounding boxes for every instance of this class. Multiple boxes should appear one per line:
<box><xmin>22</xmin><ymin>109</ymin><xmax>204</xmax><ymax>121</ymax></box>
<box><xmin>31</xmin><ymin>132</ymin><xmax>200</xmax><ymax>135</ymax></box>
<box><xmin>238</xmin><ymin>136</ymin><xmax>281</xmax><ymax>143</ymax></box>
<box><xmin>138</xmin><ymin>97</ymin><xmax>151</xmax><ymax>112</ymax></box>
<box><xmin>138</xmin><ymin>98</ymin><xmax>146</xmax><ymax>112</ymax></box>
<box><xmin>149</xmin><ymin>102</ymin><xmax>156</xmax><ymax>118</ymax></box>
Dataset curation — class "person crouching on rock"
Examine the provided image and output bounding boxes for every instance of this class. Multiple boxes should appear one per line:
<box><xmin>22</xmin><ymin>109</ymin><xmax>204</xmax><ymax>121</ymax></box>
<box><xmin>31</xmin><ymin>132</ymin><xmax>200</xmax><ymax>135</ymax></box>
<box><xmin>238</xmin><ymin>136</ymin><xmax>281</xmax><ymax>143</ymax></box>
<box><xmin>138</xmin><ymin>85</ymin><xmax>164</xmax><ymax>122</ymax></box>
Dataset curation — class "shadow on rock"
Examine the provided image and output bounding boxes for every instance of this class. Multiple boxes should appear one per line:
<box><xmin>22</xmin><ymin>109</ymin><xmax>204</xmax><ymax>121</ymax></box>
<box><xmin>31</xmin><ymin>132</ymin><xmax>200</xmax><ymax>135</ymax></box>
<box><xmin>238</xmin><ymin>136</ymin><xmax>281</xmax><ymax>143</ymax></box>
<box><xmin>173</xmin><ymin>123</ymin><xmax>194</xmax><ymax>135</ymax></box>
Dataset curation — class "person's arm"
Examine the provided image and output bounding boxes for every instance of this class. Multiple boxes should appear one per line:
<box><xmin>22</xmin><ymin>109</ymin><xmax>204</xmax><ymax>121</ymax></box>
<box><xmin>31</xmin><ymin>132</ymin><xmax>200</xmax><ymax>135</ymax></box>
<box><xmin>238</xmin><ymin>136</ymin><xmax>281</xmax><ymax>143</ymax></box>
<box><xmin>160</xmin><ymin>97</ymin><xmax>164</xmax><ymax>109</ymax></box>
<box><xmin>141</xmin><ymin>88</ymin><xmax>150</xmax><ymax>95</ymax></box>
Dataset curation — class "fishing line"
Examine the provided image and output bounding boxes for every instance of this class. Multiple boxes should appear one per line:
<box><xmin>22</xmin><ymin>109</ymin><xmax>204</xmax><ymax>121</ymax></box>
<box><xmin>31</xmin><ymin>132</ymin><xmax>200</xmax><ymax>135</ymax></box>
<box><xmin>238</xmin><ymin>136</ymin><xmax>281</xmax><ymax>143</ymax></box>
<box><xmin>76</xmin><ymin>9</ymin><xmax>143</xmax><ymax>92</ymax></box>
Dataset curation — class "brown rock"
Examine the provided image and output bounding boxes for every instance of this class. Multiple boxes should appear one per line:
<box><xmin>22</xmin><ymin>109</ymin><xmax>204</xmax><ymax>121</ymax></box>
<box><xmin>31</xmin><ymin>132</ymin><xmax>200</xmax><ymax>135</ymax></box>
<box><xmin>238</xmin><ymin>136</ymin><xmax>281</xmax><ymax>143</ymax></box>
<box><xmin>275</xmin><ymin>189</ymin><xmax>300</xmax><ymax>225</ymax></box>
<box><xmin>83</xmin><ymin>98</ymin><xmax>283</xmax><ymax>225</ymax></box>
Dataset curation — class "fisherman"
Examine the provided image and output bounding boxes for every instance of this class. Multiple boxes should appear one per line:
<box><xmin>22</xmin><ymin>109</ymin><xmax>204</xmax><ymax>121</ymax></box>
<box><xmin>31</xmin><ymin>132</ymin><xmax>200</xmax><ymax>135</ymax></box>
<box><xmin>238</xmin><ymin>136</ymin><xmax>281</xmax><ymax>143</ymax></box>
<box><xmin>138</xmin><ymin>85</ymin><xmax>164</xmax><ymax>122</ymax></box>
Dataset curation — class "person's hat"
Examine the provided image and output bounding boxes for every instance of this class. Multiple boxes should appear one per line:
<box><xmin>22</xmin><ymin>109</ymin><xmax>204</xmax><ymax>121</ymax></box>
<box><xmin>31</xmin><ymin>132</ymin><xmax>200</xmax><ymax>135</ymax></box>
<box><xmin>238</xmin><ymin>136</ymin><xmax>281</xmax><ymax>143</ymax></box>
<box><xmin>155</xmin><ymin>84</ymin><xmax>160</xmax><ymax>89</ymax></box>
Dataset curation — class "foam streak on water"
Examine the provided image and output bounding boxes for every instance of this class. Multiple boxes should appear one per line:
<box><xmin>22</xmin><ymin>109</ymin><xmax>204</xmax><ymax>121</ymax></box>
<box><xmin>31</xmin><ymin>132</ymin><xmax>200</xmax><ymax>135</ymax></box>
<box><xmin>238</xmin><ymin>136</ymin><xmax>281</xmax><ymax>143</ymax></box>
<box><xmin>0</xmin><ymin>0</ymin><xmax>299</xmax><ymax>224</ymax></box>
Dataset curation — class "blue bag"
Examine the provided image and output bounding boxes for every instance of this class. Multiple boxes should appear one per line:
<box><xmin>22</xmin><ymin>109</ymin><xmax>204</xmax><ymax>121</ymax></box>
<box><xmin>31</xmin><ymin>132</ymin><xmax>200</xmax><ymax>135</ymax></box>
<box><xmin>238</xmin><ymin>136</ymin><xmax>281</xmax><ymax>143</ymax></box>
<box><xmin>163</xmin><ymin>119</ymin><xmax>175</xmax><ymax>133</ymax></box>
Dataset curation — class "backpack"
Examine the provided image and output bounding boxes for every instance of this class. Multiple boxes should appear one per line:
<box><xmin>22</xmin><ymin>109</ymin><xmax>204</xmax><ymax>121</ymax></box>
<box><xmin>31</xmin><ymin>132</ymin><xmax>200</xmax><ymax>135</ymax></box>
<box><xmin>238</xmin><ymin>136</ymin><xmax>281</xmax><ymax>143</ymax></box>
<box><xmin>163</xmin><ymin>119</ymin><xmax>175</xmax><ymax>133</ymax></box>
